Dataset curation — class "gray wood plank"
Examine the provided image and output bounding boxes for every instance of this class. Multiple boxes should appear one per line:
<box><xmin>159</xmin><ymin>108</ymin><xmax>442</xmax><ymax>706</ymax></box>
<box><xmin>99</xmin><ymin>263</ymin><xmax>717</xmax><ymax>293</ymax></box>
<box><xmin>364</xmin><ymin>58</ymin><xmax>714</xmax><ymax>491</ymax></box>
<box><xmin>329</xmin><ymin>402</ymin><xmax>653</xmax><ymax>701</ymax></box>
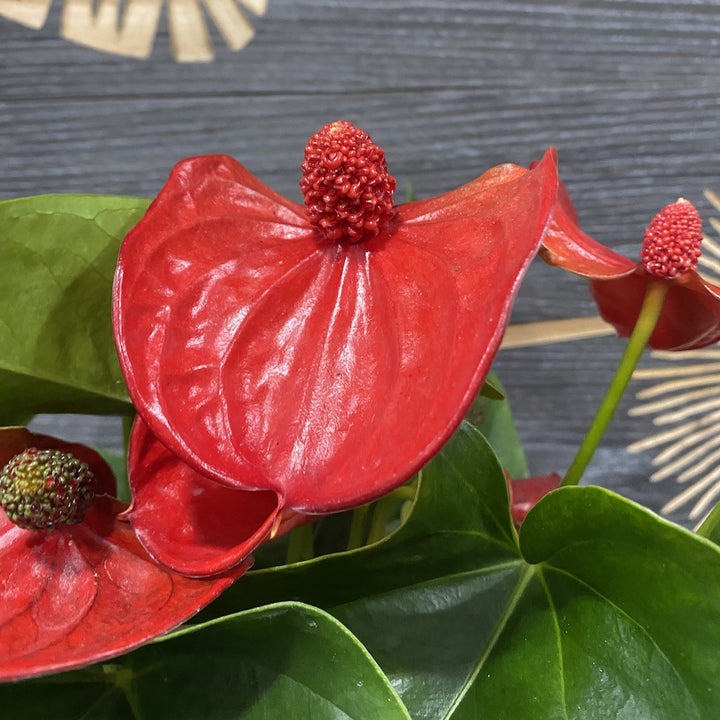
<box><xmin>3</xmin><ymin>0</ymin><xmax>720</xmax><ymax>524</ymax></box>
<box><xmin>3</xmin><ymin>1</ymin><xmax>720</xmax><ymax>98</ymax></box>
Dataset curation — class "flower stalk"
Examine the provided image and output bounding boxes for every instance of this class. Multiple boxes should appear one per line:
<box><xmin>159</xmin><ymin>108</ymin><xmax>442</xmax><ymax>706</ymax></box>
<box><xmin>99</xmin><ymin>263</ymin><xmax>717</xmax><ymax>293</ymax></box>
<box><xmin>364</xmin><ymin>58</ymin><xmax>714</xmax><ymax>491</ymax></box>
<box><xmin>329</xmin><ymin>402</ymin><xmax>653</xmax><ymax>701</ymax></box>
<box><xmin>286</xmin><ymin>522</ymin><xmax>315</xmax><ymax>564</ymax></box>
<box><xmin>347</xmin><ymin>504</ymin><xmax>371</xmax><ymax>550</ymax></box>
<box><xmin>562</xmin><ymin>280</ymin><xmax>668</xmax><ymax>486</ymax></box>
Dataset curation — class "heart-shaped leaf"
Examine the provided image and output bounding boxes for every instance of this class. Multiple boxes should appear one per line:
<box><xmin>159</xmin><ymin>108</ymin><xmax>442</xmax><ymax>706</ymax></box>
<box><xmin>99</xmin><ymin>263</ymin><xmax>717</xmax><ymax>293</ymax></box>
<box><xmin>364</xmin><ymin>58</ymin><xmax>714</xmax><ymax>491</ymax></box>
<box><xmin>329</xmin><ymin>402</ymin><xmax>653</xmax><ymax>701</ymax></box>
<box><xmin>471</xmin><ymin>485</ymin><xmax>720</xmax><ymax>720</ymax></box>
<box><xmin>0</xmin><ymin>195</ymin><xmax>148</xmax><ymax>420</ymax></box>
<box><xmin>0</xmin><ymin>603</ymin><xmax>410</xmax><ymax>720</ymax></box>
<box><xmin>207</xmin><ymin>424</ymin><xmax>720</xmax><ymax>718</ymax></box>
<box><xmin>352</xmin><ymin>450</ymin><xmax>720</xmax><ymax>718</ymax></box>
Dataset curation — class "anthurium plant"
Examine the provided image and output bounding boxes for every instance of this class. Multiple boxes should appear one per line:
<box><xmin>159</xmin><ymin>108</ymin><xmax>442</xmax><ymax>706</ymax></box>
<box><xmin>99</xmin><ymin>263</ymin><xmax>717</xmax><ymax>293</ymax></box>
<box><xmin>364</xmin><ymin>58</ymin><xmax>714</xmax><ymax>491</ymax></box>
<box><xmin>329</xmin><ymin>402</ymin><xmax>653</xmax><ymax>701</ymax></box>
<box><xmin>1</xmin><ymin>121</ymin><xmax>719</xmax><ymax>719</ymax></box>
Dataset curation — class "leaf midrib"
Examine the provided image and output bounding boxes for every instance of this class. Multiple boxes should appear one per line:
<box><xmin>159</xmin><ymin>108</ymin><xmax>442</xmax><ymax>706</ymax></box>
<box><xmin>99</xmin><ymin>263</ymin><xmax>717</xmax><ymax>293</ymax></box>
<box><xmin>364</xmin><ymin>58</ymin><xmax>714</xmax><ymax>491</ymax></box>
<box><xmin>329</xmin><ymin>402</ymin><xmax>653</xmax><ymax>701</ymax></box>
<box><xmin>536</xmin><ymin>567</ymin><xmax>570</xmax><ymax>720</ymax></box>
<box><xmin>441</xmin><ymin>562</ymin><xmax>535</xmax><ymax>718</ymax></box>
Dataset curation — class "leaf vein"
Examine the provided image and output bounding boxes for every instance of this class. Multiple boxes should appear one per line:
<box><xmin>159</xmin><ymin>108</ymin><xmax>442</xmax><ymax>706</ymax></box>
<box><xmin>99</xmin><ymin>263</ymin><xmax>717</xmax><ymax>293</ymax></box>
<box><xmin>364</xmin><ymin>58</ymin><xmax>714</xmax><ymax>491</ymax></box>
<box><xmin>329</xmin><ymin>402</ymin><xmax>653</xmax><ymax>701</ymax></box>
<box><xmin>442</xmin><ymin>563</ymin><xmax>535</xmax><ymax>718</ymax></box>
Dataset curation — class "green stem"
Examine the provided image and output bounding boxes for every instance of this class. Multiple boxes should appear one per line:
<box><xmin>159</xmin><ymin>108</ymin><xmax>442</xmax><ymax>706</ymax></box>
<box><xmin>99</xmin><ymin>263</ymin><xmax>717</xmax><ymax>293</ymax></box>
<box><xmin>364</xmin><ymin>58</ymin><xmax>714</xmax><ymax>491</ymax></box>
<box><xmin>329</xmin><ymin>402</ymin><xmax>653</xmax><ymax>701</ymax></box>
<box><xmin>285</xmin><ymin>522</ymin><xmax>315</xmax><ymax>564</ymax></box>
<box><xmin>366</xmin><ymin>495</ymin><xmax>401</xmax><ymax>545</ymax></box>
<box><xmin>562</xmin><ymin>280</ymin><xmax>668</xmax><ymax>487</ymax></box>
<box><xmin>390</xmin><ymin>484</ymin><xmax>417</xmax><ymax>502</ymax></box>
<box><xmin>348</xmin><ymin>482</ymin><xmax>418</xmax><ymax>550</ymax></box>
<box><xmin>367</xmin><ymin>480</ymin><xmax>420</xmax><ymax>544</ymax></box>
<box><xmin>112</xmin><ymin>666</ymin><xmax>144</xmax><ymax>719</ymax></box>
<box><xmin>347</xmin><ymin>504</ymin><xmax>370</xmax><ymax>550</ymax></box>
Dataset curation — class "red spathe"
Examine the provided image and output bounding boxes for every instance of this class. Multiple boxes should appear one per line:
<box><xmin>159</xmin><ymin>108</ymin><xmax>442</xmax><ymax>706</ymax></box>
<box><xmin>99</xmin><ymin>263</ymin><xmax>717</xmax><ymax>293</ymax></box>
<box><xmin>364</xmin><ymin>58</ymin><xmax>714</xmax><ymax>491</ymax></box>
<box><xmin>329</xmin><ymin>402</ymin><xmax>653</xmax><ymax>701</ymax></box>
<box><xmin>541</xmin><ymin>186</ymin><xmax>720</xmax><ymax>351</ymax></box>
<box><xmin>0</xmin><ymin>429</ymin><xmax>245</xmax><ymax>681</ymax></box>
<box><xmin>113</xmin><ymin>148</ymin><xmax>559</xmax><ymax>574</ymax></box>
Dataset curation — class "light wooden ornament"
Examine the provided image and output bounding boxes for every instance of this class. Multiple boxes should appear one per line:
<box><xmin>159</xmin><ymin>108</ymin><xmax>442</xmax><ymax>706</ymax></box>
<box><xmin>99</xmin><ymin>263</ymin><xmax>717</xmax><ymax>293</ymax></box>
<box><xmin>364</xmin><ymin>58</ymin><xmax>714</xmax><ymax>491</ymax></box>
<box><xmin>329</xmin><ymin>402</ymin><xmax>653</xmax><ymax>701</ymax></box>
<box><xmin>0</xmin><ymin>0</ymin><xmax>268</xmax><ymax>61</ymax></box>
<box><xmin>0</xmin><ymin>0</ymin><xmax>53</xmax><ymax>28</ymax></box>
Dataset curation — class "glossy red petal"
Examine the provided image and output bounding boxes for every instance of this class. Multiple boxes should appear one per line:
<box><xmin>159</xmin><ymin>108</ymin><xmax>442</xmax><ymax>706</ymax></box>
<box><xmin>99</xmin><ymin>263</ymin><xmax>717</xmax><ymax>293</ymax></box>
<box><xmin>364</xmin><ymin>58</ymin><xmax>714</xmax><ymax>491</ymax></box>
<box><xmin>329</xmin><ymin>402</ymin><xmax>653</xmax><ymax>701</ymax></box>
<box><xmin>540</xmin><ymin>184</ymin><xmax>636</xmax><ymax>279</ymax></box>
<box><xmin>589</xmin><ymin>269</ymin><xmax>720</xmax><ymax>350</ymax></box>
<box><xmin>0</xmin><ymin>495</ymin><xmax>245</xmax><ymax>681</ymax></box>
<box><xmin>125</xmin><ymin>417</ymin><xmax>282</xmax><ymax>576</ymax></box>
<box><xmin>0</xmin><ymin>427</ymin><xmax>116</xmax><ymax>497</ymax></box>
<box><xmin>508</xmin><ymin>473</ymin><xmax>562</xmax><ymax>526</ymax></box>
<box><xmin>114</xmin><ymin>150</ymin><xmax>557</xmax><ymax>512</ymax></box>
<box><xmin>0</xmin><ymin>522</ymin><xmax>96</xmax><ymax>666</ymax></box>
<box><xmin>529</xmin><ymin>158</ymin><xmax>580</xmax><ymax>225</ymax></box>
<box><xmin>114</xmin><ymin>156</ymin><xmax>318</xmax><ymax>492</ymax></box>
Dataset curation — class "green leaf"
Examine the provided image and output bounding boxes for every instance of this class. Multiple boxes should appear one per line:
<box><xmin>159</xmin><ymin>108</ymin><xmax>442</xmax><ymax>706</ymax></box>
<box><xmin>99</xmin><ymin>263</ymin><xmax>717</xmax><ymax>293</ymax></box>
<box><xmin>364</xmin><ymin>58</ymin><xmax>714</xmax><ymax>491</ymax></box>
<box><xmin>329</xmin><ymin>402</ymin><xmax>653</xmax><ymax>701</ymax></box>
<box><xmin>0</xmin><ymin>195</ymin><xmax>149</xmax><ymax>420</ymax></box>
<box><xmin>0</xmin><ymin>603</ymin><xmax>409</xmax><ymax>720</ymax></box>
<box><xmin>208</xmin><ymin>424</ymin><xmax>720</xmax><ymax>719</ymax></box>
<box><xmin>466</xmin><ymin>371</ymin><xmax>528</xmax><ymax>478</ymax></box>
<box><xmin>0</xmin><ymin>681</ymin><xmax>129</xmax><ymax>720</ymax></box>
<box><xmin>345</xmin><ymin>447</ymin><xmax>720</xmax><ymax>719</ymax></box>
<box><xmin>0</xmin><ymin>414</ymin><xmax>34</xmax><ymax>428</ymax></box>
<box><xmin>696</xmin><ymin>502</ymin><xmax>720</xmax><ymax>544</ymax></box>
<box><xmin>478</xmin><ymin>374</ymin><xmax>504</xmax><ymax>400</ymax></box>
<box><xmin>495</xmin><ymin>487</ymin><xmax>720</xmax><ymax>720</ymax></box>
<box><xmin>201</xmin><ymin>424</ymin><xmax>521</xmax><ymax>717</ymax></box>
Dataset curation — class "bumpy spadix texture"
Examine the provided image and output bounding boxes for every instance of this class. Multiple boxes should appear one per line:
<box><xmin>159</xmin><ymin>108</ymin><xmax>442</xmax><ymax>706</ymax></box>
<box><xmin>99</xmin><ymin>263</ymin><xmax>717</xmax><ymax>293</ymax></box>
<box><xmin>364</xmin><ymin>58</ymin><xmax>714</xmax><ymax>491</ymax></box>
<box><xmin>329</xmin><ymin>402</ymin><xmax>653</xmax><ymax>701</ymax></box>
<box><xmin>300</xmin><ymin>120</ymin><xmax>395</xmax><ymax>243</ymax></box>
<box><xmin>0</xmin><ymin>447</ymin><xmax>95</xmax><ymax>530</ymax></box>
<box><xmin>640</xmin><ymin>199</ymin><xmax>703</xmax><ymax>279</ymax></box>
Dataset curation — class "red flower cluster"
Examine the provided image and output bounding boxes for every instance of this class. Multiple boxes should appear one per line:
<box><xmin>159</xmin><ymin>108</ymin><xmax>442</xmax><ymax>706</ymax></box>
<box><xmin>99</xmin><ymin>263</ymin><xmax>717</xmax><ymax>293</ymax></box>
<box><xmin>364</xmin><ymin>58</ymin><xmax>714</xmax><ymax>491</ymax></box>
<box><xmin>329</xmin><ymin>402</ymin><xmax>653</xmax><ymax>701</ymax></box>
<box><xmin>0</xmin><ymin>429</ymin><xmax>243</xmax><ymax>681</ymax></box>
<box><xmin>541</xmin><ymin>186</ymin><xmax>720</xmax><ymax>350</ymax></box>
<box><xmin>113</xmin><ymin>122</ymin><xmax>559</xmax><ymax>576</ymax></box>
<box><xmin>640</xmin><ymin>199</ymin><xmax>703</xmax><ymax>279</ymax></box>
<box><xmin>507</xmin><ymin>190</ymin><xmax>720</xmax><ymax>524</ymax></box>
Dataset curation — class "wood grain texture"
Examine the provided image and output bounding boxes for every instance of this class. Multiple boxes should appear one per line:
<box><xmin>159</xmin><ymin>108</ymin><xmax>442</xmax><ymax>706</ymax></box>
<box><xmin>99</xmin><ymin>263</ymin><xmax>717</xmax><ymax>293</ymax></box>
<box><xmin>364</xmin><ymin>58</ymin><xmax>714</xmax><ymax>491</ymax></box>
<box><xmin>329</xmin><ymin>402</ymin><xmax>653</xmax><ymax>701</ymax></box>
<box><xmin>3</xmin><ymin>0</ymin><xmax>720</xmax><ymax>523</ymax></box>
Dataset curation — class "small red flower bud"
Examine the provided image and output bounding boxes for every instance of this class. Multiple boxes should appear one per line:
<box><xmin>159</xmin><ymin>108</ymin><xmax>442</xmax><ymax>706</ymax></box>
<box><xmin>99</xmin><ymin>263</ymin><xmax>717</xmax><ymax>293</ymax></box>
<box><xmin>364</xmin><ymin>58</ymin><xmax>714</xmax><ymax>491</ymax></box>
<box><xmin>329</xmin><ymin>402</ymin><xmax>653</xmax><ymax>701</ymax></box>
<box><xmin>0</xmin><ymin>447</ymin><xmax>96</xmax><ymax>530</ymax></box>
<box><xmin>640</xmin><ymin>199</ymin><xmax>703</xmax><ymax>279</ymax></box>
<box><xmin>300</xmin><ymin>120</ymin><xmax>396</xmax><ymax>244</ymax></box>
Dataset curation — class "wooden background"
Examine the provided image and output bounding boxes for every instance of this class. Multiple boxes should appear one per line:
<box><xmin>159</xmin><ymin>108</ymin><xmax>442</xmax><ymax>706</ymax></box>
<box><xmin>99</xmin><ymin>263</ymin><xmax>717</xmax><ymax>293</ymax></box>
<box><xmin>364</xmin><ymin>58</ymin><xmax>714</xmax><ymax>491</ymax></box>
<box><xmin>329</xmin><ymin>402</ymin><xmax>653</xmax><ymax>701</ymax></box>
<box><xmin>3</xmin><ymin>0</ymin><xmax>720</xmax><ymax>526</ymax></box>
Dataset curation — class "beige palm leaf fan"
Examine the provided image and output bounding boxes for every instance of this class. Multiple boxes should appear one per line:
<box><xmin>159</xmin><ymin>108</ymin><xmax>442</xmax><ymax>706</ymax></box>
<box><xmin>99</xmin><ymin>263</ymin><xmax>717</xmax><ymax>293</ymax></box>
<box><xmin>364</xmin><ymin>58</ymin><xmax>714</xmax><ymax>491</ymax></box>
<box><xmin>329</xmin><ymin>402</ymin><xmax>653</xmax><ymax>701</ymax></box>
<box><xmin>0</xmin><ymin>0</ymin><xmax>267</xmax><ymax>61</ymax></box>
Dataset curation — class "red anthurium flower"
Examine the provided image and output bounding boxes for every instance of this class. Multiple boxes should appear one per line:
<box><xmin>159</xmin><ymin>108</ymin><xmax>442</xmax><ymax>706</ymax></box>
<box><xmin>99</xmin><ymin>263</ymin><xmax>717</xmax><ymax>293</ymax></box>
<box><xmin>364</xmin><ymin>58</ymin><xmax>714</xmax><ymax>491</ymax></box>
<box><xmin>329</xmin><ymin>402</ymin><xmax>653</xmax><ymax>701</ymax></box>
<box><xmin>507</xmin><ymin>473</ymin><xmax>562</xmax><ymax>527</ymax></box>
<box><xmin>541</xmin><ymin>184</ymin><xmax>720</xmax><ymax>350</ymax></box>
<box><xmin>0</xmin><ymin>428</ymin><xmax>246</xmax><ymax>681</ymax></box>
<box><xmin>113</xmin><ymin>121</ymin><xmax>558</xmax><ymax>575</ymax></box>
<box><xmin>123</xmin><ymin>417</ymin><xmax>309</xmax><ymax>577</ymax></box>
